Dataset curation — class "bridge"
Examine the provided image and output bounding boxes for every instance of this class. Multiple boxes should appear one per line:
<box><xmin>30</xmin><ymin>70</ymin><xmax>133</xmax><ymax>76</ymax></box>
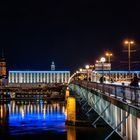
<box><xmin>0</xmin><ymin>84</ymin><xmax>66</xmax><ymax>100</ymax></box>
<box><xmin>68</xmin><ymin>80</ymin><xmax>140</xmax><ymax>140</ymax></box>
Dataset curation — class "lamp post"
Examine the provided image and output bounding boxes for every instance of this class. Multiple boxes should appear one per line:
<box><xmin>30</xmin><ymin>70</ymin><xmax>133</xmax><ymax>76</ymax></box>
<box><xmin>124</xmin><ymin>40</ymin><xmax>134</xmax><ymax>71</ymax></box>
<box><xmin>105</xmin><ymin>52</ymin><xmax>112</xmax><ymax>82</ymax></box>
<box><xmin>85</xmin><ymin>65</ymin><xmax>89</xmax><ymax>81</ymax></box>
<box><xmin>105</xmin><ymin>52</ymin><xmax>112</xmax><ymax>63</ymax></box>
<box><xmin>100</xmin><ymin>57</ymin><xmax>106</xmax><ymax>77</ymax></box>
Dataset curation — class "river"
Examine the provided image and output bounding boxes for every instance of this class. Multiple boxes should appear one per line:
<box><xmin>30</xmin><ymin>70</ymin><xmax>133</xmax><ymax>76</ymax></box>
<box><xmin>0</xmin><ymin>100</ymin><xmax>121</xmax><ymax>140</ymax></box>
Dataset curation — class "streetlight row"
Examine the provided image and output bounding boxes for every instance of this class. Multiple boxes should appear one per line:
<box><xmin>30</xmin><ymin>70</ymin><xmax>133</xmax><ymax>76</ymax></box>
<box><xmin>96</xmin><ymin>52</ymin><xmax>112</xmax><ymax>64</ymax></box>
<box><xmin>73</xmin><ymin>39</ymin><xmax>135</xmax><ymax>82</ymax></box>
<box><xmin>124</xmin><ymin>40</ymin><xmax>135</xmax><ymax>71</ymax></box>
<box><xmin>96</xmin><ymin>39</ymin><xmax>135</xmax><ymax>71</ymax></box>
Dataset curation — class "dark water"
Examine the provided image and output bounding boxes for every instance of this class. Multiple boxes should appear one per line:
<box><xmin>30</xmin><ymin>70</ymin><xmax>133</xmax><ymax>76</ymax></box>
<box><xmin>0</xmin><ymin>100</ymin><xmax>121</xmax><ymax>140</ymax></box>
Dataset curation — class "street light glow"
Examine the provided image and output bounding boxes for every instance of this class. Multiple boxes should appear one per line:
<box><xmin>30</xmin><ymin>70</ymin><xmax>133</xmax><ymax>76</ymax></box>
<box><xmin>85</xmin><ymin>65</ymin><xmax>89</xmax><ymax>69</ymax></box>
<box><xmin>96</xmin><ymin>60</ymin><xmax>100</xmax><ymax>63</ymax></box>
<box><xmin>105</xmin><ymin>52</ymin><xmax>112</xmax><ymax>56</ymax></box>
<box><xmin>105</xmin><ymin>52</ymin><xmax>112</xmax><ymax>63</ymax></box>
<box><xmin>124</xmin><ymin>40</ymin><xmax>134</xmax><ymax>45</ymax></box>
<box><xmin>76</xmin><ymin>70</ymin><xmax>79</xmax><ymax>74</ymax></box>
<box><xmin>124</xmin><ymin>40</ymin><xmax>129</xmax><ymax>44</ymax></box>
<box><xmin>100</xmin><ymin>57</ymin><xmax>106</xmax><ymax>63</ymax></box>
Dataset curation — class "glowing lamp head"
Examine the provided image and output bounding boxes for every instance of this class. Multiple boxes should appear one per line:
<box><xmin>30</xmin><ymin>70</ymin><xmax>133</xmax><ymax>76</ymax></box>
<box><xmin>124</xmin><ymin>40</ymin><xmax>129</xmax><ymax>44</ymax></box>
<box><xmin>85</xmin><ymin>65</ymin><xmax>89</xmax><ymax>69</ymax></box>
<box><xmin>76</xmin><ymin>70</ymin><xmax>79</xmax><ymax>74</ymax></box>
<box><xmin>96</xmin><ymin>60</ymin><xmax>99</xmax><ymax>63</ymax></box>
<box><xmin>79</xmin><ymin>68</ymin><xmax>82</xmax><ymax>72</ymax></box>
<box><xmin>105</xmin><ymin>52</ymin><xmax>112</xmax><ymax>56</ymax></box>
<box><xmin>124</xmin><ymin>40</ymin><xmax>134</xmax><ymax>45</ymax></box>
<box><xmin>100</xmin><ymin>57</ymin><xmax>106</xmax><ymax>63</ymax></box>
<box><xmin>106</xmin><ymin>53</ymin><xmax>109</xmax><ymax>56</ymax></box>
<box><xmin>130</xmin><ymin>41</ymin><xmax>134</xmax><ymax>44</ymax></box>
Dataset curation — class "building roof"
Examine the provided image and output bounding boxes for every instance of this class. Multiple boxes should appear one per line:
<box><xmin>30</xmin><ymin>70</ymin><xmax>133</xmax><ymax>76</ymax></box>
<box><xmin>9</xmin><ymin>70</ymin><xmax>70</xmax><ymax>73</ymax></box>
<box><xmin>94</xmin><ymin>70</ymin><xmax>140</xmax><ymax>73</ymax></box>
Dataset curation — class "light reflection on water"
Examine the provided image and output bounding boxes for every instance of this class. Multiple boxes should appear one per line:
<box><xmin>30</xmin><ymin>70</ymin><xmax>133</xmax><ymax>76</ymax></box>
<box><xmin>0</xmin><ymin>100</ymin><xmax>121</xmax><ymax>140</ymax></box>
<box><xmin>0</xmin><ymin>100</ymin><xmax>66</xmax><ymax>135</ymax></box>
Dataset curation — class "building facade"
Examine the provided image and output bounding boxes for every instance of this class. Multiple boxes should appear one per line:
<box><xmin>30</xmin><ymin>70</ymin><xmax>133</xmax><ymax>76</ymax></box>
<box><xmin>92</xmin><ymin>70</ymin><xmax>140</xmax><ymax>82</ymax></box>
<box><xmin>95</xmin><ymin>63</ymin><xmax>111</xmax><ymax>70</ymax></box>
<box><xmin>8</xmin><ymin>71</ymin><xmax>70</xmax><ymax>86</ymax></box>
<box><xmin>0</xmin><ymin>57</ymin><xmax>6</xmax><ymax>77</ymax></box>
<box><xmin>0</xmin><ymin>56</ymin><xmax>7</xmax><ymax>86</ymax></box>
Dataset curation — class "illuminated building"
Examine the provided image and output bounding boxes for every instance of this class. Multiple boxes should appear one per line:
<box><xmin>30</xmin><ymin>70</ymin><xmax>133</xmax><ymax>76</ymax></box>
<box><xmin>8</xmin><ymin>70</ymin><xmax>70</xmax><ymax>86</ymax></box>
<box><xmin>93</xmin><ymin>70</ymin><xmax>140</xmax><ymax>82</ymax></box>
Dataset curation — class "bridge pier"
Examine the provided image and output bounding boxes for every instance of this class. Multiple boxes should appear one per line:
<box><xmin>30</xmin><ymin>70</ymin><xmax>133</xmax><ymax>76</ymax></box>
<box><xmin>65</xmin><ymin>96</ymin><xmax>76</xmax><ymax>125</ymax></box>
<box><xmin>65</xmin><ymin>88</ymin><xmax>91</xmax><ymax>126</ymax></box>
<box><xmin>65</xmin><ymin>88</ymin><xmax>70</xmax><ymax>101</ymax></box>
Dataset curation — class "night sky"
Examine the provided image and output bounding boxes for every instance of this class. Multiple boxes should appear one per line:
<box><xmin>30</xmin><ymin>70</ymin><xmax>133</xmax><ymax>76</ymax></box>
<box><xmin>1</xmin><ymin>0</ymin><xmax>140</xmax><ymax>72</ymax></box>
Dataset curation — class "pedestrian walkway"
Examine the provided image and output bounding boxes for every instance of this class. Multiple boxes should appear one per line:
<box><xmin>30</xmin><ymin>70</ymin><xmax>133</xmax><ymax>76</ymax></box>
<box><xmin>97</xmin><ymin>80</ymin><xmax>140</xmax><ymax>86</ymax></box>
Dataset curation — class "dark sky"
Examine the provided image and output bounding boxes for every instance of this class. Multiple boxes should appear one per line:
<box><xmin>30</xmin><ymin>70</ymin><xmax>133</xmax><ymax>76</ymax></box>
<box><xmin>1</xmin><ymin>0</ymin><xmax>140</xmax><ymax>72</ymax></box>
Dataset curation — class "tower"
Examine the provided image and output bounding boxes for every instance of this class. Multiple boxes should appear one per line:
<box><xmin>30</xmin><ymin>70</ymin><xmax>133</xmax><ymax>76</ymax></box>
<box><xmin>0</xmin><ymin>49</ymin><xmax>6</xmax><ymax>77</ymax></box>
<box><xmin>0</xmin><ymin>50</ymin><xmax>7</xmax><ymax>86</ymax></box>
<box><xmin>51</xmin><ymin>61</ymin><xmax>55</xmax><ymax>71</ymax></box>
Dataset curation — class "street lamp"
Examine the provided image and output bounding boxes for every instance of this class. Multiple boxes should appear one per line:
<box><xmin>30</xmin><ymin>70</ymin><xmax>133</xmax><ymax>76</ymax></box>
<box><xmin>96</xmin><ymin>60</ymin><xmax>100</xmax><ymax>64</ymax></box>
<box><xmin>85</xmin><ymin>65</ymin><xmax>89</xmax><ymax>81</ymax></box>
<box><xmin>100</xmin><ymin>57</ymin><xmax>106</xmax><ymax>63</ymax></box>
<box><xmin>105</xmin><ymin>52</ymin><xmax>112</xmax><ymax>82</ymax></box>
<box><xmin>105</xmin><ymin>52</ymin><xmax>112</xmax><ymax>63</ymax></box>
<box><xmin>79</xmin><ymin>68</ymin><xmax>83</xmax><ymax>72</ymax></box>
<box><xmin>124</xmin><ymin>40</ymin><xmax>134</xmax><ymax>71</ymax></box>
<box><xmin>100</xmin><ymin>57</ymin><xmax>106</xmax><ymax>77</ymax></box>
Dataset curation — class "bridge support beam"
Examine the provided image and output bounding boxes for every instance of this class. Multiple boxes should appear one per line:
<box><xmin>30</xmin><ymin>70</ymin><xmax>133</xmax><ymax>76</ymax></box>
<box><xmin>105</xmin><ymin>105</ymin><xmax>130</xmax><ymax>140</ymax></box>
<box><xmin>92</xmin><ymin>102</ymin><xmax>110</xmax><ymax>127</ymax></box>
<box><xmin>70</xmin><ymin>83</ymin><xmax>140</xmax><ymax>140</ymax></box>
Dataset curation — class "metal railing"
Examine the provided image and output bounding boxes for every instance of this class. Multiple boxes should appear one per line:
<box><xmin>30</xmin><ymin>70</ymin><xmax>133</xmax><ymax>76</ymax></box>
<box><xmin>73</xmin><ymin>80</ymin><xmax>140</xmax><ymax>106</ymax></box>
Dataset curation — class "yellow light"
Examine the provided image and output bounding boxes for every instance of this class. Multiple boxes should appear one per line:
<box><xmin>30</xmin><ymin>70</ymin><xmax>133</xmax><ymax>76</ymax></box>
<box><xmin>106</xmin><ymin>53</ymin><xmax>109</xmax><ymax>56</ymax></box>
<box><xmin>67</xmin><ymin>126</ymin><xmax>76</xmax><ymax>140</ymax></box>
<box><xmin>96</xmin><ymin>60</ymin><xmax>100</xmax><ymax>63</ymax></box>
<box><xmin>79</xmin><ymin>68</ymin><xmax>82</xmax><ymax>72</ymax></box>
<box><xmin>65</xmin><ymin>90</ymin><xmax>70</xmax><ymax>101</ymax></box>
<box><xmin>106</xmin><ymin>52</ymin><xmax>112</xmax><ymax>56</ymax></box>
<box><xmin>124</xmin><ymin>40</ymin><xmax>134</xmax><ymax>45</ymax></box>
<box><xmin>66</xmin><ymin>97</ymin><xmax>76</xmax><ymax>125</ymax></box>
<box><xmin>124</xmin><ymin>40</ymin><xmax>128</xmax><ymax>44</ymax></box>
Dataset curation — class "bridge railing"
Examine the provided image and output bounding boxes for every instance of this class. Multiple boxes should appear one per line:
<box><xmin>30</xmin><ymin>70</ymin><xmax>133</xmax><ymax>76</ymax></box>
<box><xmin>73</xmin><ymin>80</ymin><xmax>140</xmax><ymax>106</ymax></box>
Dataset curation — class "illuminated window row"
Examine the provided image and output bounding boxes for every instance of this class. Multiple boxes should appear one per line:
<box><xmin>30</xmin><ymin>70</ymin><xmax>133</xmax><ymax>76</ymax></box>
<box><xmin>8</xmin><ymin>71</ymin><xmax>70</xmax><ymax>84</ymax></box>
<box><xmin>93</xmin><ymin>70</ymin><xmax>140</xmax><ymax>82</ymax></box>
